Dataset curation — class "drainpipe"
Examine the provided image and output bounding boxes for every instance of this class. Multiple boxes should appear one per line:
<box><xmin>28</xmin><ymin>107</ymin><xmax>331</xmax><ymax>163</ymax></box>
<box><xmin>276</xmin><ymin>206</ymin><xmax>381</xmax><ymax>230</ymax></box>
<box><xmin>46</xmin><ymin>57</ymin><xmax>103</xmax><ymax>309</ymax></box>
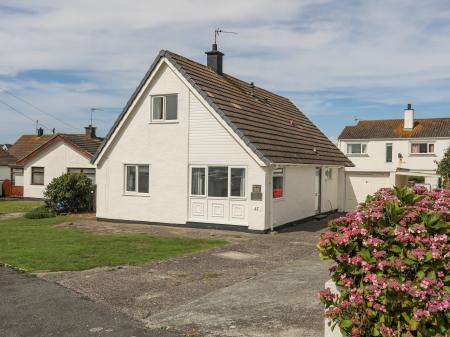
<box><xmin>269</xmin><ymin>164</ymin><xmax>274</xmax><ymax>232</ymax></box>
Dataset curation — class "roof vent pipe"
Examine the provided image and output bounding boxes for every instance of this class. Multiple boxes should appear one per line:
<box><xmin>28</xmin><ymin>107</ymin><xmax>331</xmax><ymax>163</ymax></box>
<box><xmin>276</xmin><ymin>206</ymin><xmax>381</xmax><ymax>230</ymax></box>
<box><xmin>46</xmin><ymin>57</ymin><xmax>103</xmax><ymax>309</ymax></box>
<box><xmin>404</xmin><ymin>103</ymin><xmax>414</xmax><ymax>129</ymax></box>
<box><xmin>205</xmin><ymin>43</ymin><xmax>224</xmax><ymax>75</ymax></box>
<box><xmin>250</xmin><ymin>82</ymin><xmax>255</xmax><ymax>96</ymax></box>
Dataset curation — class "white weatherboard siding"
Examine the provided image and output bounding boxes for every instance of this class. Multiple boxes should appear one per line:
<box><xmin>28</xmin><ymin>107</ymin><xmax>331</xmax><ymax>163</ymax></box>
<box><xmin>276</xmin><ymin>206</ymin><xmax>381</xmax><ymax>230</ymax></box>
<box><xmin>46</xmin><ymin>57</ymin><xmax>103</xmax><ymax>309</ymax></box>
<box><xmin>188</xmin><ymin>92</ymin><xmax>266</xmax><ymax>230</ymax></box>
<box><xmin>23</xmin><ymin>141</ymin><xmax>94</xmax><ymax>199</ymax></box>
<box><xmin>96</xmin><ymin>63</ymin><xmax>189</xmax><ymax>224</ymax></box>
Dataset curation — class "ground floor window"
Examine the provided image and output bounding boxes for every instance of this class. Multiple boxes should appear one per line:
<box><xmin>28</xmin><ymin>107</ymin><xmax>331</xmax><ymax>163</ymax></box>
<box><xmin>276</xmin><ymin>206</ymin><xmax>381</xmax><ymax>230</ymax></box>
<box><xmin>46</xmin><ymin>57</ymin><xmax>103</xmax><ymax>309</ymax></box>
<box><xmin>31</xmin><ymin>167</ymin><xmax>44</xmax><ymax>185</ymax></box>
<box><xmin>272</xmin><ymin>168</ymin><xmax>284</xmax><ymax>199</ymax></box>
<box><xmin>125</xmin><ymin>165</ymin><xmax>149</xmax><ymax>194</ymax></box>
<box><xmin>67</xmin><ymin>168</ymin><xmax>96</xmax><ymax>183</ymax></box>
<box><xmin>12</xmin><ymin>168</ymin><xmax>24</xmax><ymax>186</ymax></box>
<box><xmin>191</xmin><ymin>166</ymin><xmax>246</xmax><ymax>198</ymax></box>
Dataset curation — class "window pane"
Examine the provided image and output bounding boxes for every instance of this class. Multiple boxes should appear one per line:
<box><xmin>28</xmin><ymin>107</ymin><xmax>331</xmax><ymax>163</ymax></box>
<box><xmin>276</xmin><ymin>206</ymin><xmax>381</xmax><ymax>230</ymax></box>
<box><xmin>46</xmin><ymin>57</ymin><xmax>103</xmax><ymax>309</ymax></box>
<box><xmin>386</xmin><ymin>144</ymin><xmax>392</xmax><ymax>162</ymax></box>
<box><xmin>138</xmin><ymin>165</ymin><xmax>149</xmax><ymax>193</ymax></box>
<box><xmin>166</xmin><ymin>95</ymin><xmax>178</xmax><ymax>120</ymax></box>
<box><xmin>68</xmin><ymin>168</ymin><xmax>81</xmax><ymax>173</ymax></box>
<box><xmin>361</xmin><ymin>144</ymin><xmax>367</xmax><ymax>153</ymax></box>
<box><xmin>411</xmin><ymin>143</ymin><xmax>420</xmax><ymax>153</ymax></box>
<box><xmin>428</xmin><ymin>144</ymin><xmax>435</xmax><ymax>153</ymax></box>
<box><xmin>348</xmin><ymin>144</ymin><xmax>362</xmax><ymax>154</ymax></box>
<box><xmin>208</xmin><ymin>166</ymin><xmax>228</xmax><ymax>197</ymax></box>
<box><xmin>32</xmin><ymin>171</ymin><xmax>44</xmax><ymax>185</ymax></box>
<box><xmin>191</xmin><ymin>168</ymin><xmax>205</xmax><ymax>195</ymax></box>
<box><xmin>152</xmin><ymin>96</ymin><xmax>164</xmax><ymax>120</ymax></box>
<box><xmin>231</xmin><ymin>168</ymin><xmax>245</xmax><ymax>197</ymax></box>
<box><xmin>419</xmin><ymin>143</ymin><xmax>428</xmax><ymax>153</ymax></box>
<box><xmin>273</xmin><ymin>176</ymin><xmax>283</xmax><ymax>198</ymax></box>
<box><xmin>126</xmin><ymin>166</ymin><xmax>136</xmax><ymax>191</ymax></box>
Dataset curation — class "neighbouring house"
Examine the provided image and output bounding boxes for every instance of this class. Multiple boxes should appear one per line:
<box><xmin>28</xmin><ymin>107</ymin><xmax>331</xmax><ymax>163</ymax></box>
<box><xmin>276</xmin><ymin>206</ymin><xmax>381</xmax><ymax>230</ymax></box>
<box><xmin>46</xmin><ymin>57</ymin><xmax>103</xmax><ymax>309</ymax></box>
<box><xmin>0</xmin><ymin>147</ymin><xmax>16</xmax><ymax>197</ymax></box>
<box><xmin>3</xmin><ymin>126</ymin><xmax>102</xmax><ymax>199</ymax></box>
<box><xmin>338</xmin><ymin>104</ymin><xmax>450</xmax><ymax>211</ymax></box>
<box><xmin>91</xmin><ymin>46</ymin><xmax>352</xmax><ymax>232</ymax></box>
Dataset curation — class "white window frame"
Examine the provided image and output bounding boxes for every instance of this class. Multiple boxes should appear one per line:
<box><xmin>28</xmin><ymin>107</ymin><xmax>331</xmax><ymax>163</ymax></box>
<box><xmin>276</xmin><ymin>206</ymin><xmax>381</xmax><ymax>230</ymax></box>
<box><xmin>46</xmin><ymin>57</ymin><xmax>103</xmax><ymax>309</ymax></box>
<box><xmin>346</xmin><ymin>143</ymin><xmax>368</xmax><ymax>155</ymax></box>
<box><xmin>123</xmin><ymin>164</ymin><xmax>150</xmax><ymax>196</ymax></box>
<box><xmin>189</xmin><ymin>165</ymin><xmax>247</xmax><ymax>200</ymax></box>
<box><xmin>385</xmin><ymin>143</ymin><xmax>393</xmax><ymax>163</ymax></box>
<box><xmin>150</xmin><ymin>94</ymin><xmax>178</xmax><ymax>123</ymax></box>
<box><xmin>272</xmin><ymin>168</ymin><xmax>285</xmax><ymax>200</ymax></box>
<box><xmin>409</xmin><ymin>142</ymin><xmax>436</xmax><ymax>155</ymax></box>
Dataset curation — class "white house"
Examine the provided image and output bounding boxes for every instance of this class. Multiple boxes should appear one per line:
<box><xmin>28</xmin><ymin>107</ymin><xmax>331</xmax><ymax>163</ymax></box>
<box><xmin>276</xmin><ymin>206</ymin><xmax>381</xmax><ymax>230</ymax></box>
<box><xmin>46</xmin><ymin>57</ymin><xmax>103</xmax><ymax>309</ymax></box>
<box><xmin>338</xmin><ymin>104</ymin><xmax>450</xmax><ymax>210</ymax></box>
<box><xmin>91</xmin><ymin>46</ymin><xmax>352</xmax><ymax>232</ymax></box>
<box><xmin>12</xmin><ymin>126</ymin><xmax>102</xmax><ymax>199</ymax></box>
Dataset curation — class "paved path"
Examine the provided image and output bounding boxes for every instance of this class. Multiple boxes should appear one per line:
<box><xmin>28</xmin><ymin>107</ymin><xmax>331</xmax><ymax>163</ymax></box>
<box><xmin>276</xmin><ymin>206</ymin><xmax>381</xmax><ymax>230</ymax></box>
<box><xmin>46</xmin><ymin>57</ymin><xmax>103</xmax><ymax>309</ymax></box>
<box><xmin>0</xmin><ymin>212</ymin><xmax>25</xmax><ymax>221</ymax></box>
<box><xmin>0</xmin><ymin>267</ymin><xmax>182</xmax><ymax>337</ymax></box>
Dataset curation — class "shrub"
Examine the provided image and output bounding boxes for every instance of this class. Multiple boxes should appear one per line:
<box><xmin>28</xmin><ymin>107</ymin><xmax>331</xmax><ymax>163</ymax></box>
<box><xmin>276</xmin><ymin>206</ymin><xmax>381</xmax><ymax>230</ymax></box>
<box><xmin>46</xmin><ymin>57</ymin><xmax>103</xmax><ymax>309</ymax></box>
<box><xmin>24</xmin><ymin>206</ymin><xmax>56</xmax><ymax>219</ymax></box>
<box><xmin>44</xmin><ymin>173</ymin><xmax>93</xmax><ymax>213</ymax></box>
<box><xmin>318</xmin><ymin>186</ymin><xmax>450</xmax><ymax>337</ymax></box>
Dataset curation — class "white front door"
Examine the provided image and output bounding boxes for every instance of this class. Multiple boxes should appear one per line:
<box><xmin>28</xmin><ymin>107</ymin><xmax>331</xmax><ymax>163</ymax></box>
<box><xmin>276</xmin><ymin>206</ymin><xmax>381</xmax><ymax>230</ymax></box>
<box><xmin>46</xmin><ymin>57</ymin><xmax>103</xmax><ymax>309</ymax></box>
<box><xmin>314</xmin><ymin>168</ymin><xmax>321</xmax><ymax>213</ymax></box>
<box><xmin>189</xmin><ymin>166</ymin><xmax>248</xmax><ymax>226</ymax></box>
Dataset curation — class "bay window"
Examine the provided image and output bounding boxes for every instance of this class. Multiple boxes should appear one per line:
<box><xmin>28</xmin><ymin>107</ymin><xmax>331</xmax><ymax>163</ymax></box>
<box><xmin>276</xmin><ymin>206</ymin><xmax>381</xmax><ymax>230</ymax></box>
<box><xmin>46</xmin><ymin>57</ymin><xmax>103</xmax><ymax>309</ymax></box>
<box><xmin>190</xmin><ymin>166</ymin><xmax>246</xmax><ymax>198</ymax></box>
<box><xmin>125</xmin><ymin>165</ymin><xmax>149</xmax><ymax>194</ymax></box>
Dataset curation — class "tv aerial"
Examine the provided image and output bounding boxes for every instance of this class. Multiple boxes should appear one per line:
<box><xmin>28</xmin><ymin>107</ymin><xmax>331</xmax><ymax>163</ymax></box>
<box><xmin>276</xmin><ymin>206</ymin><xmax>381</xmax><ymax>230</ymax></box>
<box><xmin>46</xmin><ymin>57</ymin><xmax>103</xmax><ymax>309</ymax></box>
<box><xmin>214</xmin><ymin>28</ymin><xmax>237</xmax><ymax>44</ymax></box>
<box><xmin>90</xmin><ymin>107</ymin><xmax>103</xmax><ymax>126</ymax></box>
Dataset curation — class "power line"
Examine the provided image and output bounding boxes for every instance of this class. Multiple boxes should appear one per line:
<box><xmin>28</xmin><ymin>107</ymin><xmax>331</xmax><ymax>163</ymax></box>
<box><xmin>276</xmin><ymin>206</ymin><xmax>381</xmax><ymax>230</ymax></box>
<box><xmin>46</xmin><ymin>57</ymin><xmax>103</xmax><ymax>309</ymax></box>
<box><xmin>0</xmin><ymin>87</ymin><xmax>80</xmax><ymax>131</ymax></box>
<box><xmin>0</xmin><ymin>98</ymin><xmax>52</xmax><ymax>132</ymax></box>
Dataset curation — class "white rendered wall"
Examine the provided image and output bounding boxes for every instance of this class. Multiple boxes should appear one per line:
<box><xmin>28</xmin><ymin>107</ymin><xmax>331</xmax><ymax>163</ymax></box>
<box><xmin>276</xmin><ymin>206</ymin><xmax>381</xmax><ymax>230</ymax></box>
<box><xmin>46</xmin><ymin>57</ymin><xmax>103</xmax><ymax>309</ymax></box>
<box><xmin>96</xmin><ymin>63</ymin><xmax>190</xmax><ymax>224</ymax></box>
<box><xmin>23</xmin><ymin>141</ymin><xmax>94</xmax><ymax>199</ymax></box>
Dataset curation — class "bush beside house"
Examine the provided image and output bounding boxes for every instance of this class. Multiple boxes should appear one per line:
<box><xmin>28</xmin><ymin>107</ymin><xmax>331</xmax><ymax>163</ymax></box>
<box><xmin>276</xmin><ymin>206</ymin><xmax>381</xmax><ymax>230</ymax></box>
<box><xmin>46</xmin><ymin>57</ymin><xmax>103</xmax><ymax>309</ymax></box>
<box><xmin>44</xmin><ymin>172</ymin><xmax>93</xmax><ymax>214</ymax></box>
<box><xmin>318</xmin><ymin>186</ymin><xmax>449</xmax><ymax>337</ymax></box>
<box><xmin>436</xmin><ymin>148</ymin><xmax>450</xmax><ymax>188</ymax></box>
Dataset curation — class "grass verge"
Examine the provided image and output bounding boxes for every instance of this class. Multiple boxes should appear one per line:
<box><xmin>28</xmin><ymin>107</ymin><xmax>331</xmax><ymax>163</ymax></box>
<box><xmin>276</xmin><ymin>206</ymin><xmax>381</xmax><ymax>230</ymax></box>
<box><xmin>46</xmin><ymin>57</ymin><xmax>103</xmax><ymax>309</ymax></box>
<box><xmin>0</xmin><ymin>200</ymin><xmax>44</xmax><ymax>214</ymax></box>
<box><xmin>0</xmin><ymin>216</ymin><xmax>227</xmax><ymax>272</ymax></box>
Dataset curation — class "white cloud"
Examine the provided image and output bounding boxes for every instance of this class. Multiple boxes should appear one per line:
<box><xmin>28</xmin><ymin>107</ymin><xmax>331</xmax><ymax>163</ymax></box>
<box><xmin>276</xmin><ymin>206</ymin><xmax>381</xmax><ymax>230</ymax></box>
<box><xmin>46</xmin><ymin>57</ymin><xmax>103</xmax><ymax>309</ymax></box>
<box><xmin>1</xmin><ymin>0</ymin><xmax>450</xmax><ymax>141</ymax></box>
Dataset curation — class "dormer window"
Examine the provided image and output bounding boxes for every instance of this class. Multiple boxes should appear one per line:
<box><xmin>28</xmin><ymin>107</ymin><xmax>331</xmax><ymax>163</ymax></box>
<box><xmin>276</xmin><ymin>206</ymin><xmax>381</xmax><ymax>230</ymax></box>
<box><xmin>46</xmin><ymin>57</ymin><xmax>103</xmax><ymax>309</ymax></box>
<box><xmin>347</xmin><ymin>143</ymin><xmax>367</xmax><ymax>155</ymax></box>
<box><xmin>151</xmin><ymin>94</ymin><xmax>178</xmax><ymax>122</ymax></box>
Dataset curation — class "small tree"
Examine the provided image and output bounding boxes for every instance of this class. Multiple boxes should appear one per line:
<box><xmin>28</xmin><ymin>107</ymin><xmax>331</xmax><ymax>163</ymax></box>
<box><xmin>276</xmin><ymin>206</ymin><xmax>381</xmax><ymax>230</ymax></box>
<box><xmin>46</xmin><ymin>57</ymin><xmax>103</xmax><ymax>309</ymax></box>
<box><xmin>44</xmin><ymin>173</ymin><xmax>93</xmax><ymax>213</ymax></box>
<box><xmin>436</xmin><ymin>148</ymin><xmax>450</xmax><ymax>188</ymax></box>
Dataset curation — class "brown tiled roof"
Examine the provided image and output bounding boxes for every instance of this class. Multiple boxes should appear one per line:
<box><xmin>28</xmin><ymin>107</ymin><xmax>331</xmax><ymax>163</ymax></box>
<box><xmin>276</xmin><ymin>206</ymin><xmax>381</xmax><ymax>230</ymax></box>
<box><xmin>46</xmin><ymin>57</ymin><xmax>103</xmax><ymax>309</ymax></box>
<box><xmin>93</xmin><ymin>50</ymin><xmax>352</xmax><ymax>167</ymax></box>
<box><xmin>0</xmin><ymin>148</ymin><xmax>16</xmax><ymax>166</ymax></box>
<box><xmin>9</xmin><ymin>135</ymin><xmax>54</xmax><ymax>161</ymax></box>
<box><xmin>16</xmin><ymin>134</ymin><xmax>103</xmax><ymax>165</ymax></box>
<box><xmin>339</xmin><ymin>118</ymin><xmax>450</xmax><ymax>140</ymax></box>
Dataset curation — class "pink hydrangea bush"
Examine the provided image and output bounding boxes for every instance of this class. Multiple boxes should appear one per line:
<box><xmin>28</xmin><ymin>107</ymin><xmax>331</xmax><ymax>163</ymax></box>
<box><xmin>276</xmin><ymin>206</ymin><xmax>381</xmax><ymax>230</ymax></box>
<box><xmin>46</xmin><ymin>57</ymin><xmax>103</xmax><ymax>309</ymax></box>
<box><xmin>318</xmin><ymin>186</ymin><xmax>450</xmax><ymax>337</ymax></box>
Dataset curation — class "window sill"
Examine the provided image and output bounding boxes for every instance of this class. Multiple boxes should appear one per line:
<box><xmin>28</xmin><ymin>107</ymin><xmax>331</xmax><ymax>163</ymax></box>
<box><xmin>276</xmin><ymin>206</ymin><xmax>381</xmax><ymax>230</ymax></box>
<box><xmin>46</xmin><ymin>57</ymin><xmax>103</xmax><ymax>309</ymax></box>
<box><xmin>346</xmin><ymin>154</ymin><xmax>369</xmax><ymax>157</ymax></box>
<box><xmin>409</xmin><ymin>153</ymin><xmax>437</xmax><ymax>157</ymax></box>
<box><xmin>123</xmin><ymin>193</ymin><xmax>151</xmax><ymax>197</ymax></box>
<box><xmin>149</xmin><ymin>120</ymin><xmax>179</xmax><ymax>124</ymax></box>
<box><xmin>273</xmin><ymin>197</ymin><xmax>285</xmax><ymax>201</ymax></box>
<box><xmin>31</xmin><ymin>184</ymin><xmax>44</xmax><ymax>186</ymax></box>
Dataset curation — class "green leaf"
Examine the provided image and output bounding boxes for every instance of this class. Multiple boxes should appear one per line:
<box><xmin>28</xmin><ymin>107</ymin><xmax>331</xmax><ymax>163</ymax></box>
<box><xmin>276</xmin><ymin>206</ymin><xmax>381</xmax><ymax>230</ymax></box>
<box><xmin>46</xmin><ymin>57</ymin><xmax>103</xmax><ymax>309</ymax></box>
<box><xmin>409</xmin><ymin>319</ymin><xmax>419</xmax><ymax>331</ymax></box>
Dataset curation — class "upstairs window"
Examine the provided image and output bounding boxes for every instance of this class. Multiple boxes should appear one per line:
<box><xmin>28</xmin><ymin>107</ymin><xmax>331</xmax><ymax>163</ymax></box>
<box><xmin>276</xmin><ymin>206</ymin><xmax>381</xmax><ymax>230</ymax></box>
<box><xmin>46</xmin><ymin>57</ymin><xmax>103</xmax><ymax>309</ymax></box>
<box><xmin>31</xmin><ymin>167</ymin><xmax>44</xmax><ymax>185</ymax></box>
<box><xmin>151</xmin><ymin>94</ymin><xmax>178</xmax><ymax>121</ymax></box>
<box><xmin>125</xmin><ymin>165</ymin><xmax>149</xmax><ymax>194</ymax></box>
<box><xmin>347</xmin><ymin>143</ymin><xmax>367</xmax><ymax>154</ymax></box>
<box><xmin>411</xmin><ymin>143</ymin><xmax>434</xmax><ymax>154</ymax></box>
<box><xmin>273</xmin><ymin>168</ymin><xmax>284</xmax><ymax>199</ymax></box>
<box><xmin>386</xmin><ymin>143</ymin><xmax>393</xmax><ymax>162</ymax></box>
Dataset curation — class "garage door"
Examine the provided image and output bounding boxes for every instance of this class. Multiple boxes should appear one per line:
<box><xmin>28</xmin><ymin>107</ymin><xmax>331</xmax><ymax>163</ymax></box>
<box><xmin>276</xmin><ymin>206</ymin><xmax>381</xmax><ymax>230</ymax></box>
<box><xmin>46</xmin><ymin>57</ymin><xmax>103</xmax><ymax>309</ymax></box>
<box><xmin>345</xmin><ymin>173</ymin><xmax>391</xmax><ymax>211</ymax></box>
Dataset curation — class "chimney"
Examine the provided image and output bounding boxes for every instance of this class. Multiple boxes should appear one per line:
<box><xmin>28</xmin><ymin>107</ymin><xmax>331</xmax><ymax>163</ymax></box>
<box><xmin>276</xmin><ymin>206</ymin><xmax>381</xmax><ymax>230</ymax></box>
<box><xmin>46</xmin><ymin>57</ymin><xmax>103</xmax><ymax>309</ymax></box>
<box><xmin>250</xmin><ymin>82</ymin><xmax>255</xmax><ymax>96</ymax></box>
<box><xmin>85</xmin><ymin>125</ymin><xmax>97</xmax><ymax>138</ymax></box>
<box><xmin>37</xmin><ymin>127</ymin><xmax>44</xmax><ymax>136</ymax></box>
<box><xmin>205</xmin><ymin>43</ymin><xmax>224</xmax><ymax>75</ymax></box>
<box><xmin>404</xmin><ymin>103</ymin><xmax>414</xmax><ymax>129</ymax></box>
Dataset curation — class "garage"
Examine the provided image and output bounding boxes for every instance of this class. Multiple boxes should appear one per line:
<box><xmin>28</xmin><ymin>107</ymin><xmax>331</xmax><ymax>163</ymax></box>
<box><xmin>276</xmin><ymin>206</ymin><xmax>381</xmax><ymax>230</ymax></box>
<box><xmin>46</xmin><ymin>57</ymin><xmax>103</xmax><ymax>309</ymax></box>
<box><xmin>345</xmin><ymin>172</ymin><xmax>391</xmax><ymax>211</ymax></box>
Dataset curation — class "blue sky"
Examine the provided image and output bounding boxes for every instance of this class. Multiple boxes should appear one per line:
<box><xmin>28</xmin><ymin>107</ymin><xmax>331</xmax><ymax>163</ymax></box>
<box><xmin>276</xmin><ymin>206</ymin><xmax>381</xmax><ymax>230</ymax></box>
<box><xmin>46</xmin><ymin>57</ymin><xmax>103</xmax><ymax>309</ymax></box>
<box><xmin>1</xmin><ymin>0</ymin><xmax>450</xmax><ymax>143</ymax></box>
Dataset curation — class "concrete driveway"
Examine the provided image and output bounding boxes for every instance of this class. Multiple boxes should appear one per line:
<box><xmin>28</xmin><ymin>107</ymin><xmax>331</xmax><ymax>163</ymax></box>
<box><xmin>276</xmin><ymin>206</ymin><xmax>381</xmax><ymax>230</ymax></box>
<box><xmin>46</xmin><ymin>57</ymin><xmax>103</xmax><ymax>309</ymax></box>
<box><xmin>37</xmin><ymin>215</ymin><xmax>336</xmax><ymax>337</ymax></box>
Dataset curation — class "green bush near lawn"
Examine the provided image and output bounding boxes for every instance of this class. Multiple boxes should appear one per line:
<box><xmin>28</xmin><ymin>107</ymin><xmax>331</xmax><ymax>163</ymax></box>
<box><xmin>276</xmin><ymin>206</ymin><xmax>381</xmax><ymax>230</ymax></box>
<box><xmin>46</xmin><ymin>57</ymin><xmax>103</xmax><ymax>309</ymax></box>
<box><xmin>24</xmin><ymin>206</ymin><xmax>56</xmax><ymax>219</ymax></box>
<box><xmin>0</xmin><ymin>216</ymin><xmax>227</xmax><ymax>272</ymax></box>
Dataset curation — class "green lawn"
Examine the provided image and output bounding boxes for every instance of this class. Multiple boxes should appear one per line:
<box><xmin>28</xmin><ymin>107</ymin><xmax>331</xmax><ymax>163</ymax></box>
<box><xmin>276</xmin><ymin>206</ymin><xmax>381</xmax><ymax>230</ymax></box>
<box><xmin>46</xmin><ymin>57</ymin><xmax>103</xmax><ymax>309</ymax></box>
<box><xmin>0</xmin><ymin>200</ymin><xmax>44</xmax><ymax>214</ymax></box>
<box><xmin>0</xmin><ymin>216</ymin><xmax>227</xmax><ymax>272</ymax></box>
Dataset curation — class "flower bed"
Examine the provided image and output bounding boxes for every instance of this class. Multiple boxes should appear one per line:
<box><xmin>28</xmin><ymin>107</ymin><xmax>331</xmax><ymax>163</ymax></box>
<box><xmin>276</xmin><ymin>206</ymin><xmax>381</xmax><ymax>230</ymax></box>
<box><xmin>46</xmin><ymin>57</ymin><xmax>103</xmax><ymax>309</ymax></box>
<box><xmin>318</xmin><ymin>186</ymin><xmax>450</xmax><ymax>337</ymax></box>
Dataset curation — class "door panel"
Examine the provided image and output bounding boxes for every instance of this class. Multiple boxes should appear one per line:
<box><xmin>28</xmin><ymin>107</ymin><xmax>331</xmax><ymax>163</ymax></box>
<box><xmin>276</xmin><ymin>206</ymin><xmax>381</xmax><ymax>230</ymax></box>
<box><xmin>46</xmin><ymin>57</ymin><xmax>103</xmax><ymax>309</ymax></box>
<box><xmin>207</xmin><ymin>199</ymin><xmax>229</xmax><ymax>223</ymax></box>
<box><xmin>189</xmin><ymin>198</ymin><xmax>207</xmax><ymax>222</ymax></box>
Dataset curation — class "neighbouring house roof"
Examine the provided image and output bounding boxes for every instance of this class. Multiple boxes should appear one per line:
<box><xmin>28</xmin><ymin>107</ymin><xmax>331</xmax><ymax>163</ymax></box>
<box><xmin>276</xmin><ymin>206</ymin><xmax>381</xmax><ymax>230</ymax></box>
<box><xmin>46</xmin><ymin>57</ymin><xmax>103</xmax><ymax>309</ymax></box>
<box><xmin>0</xmin><ymin>148</ymin><xmax>16</xmax><ymax>166</ymax></box>
<box><xmin>93</xmin><ymin>50</ymin><xmax>353</xmax><ymax>167</ymax></box>
<box><xmin>15</xmin><ymin>134</ymin><xmax>103</xmax><ymax>166</ymax></box>
<box><xmin>8</xmin><ymin>135</ymin><xmax>55</xmax><ymax>162</ymax></box>
<box><xmin>339</xmin><ymin>118</ymin><xmax>450</xmax><ymax>140</ymax></box>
